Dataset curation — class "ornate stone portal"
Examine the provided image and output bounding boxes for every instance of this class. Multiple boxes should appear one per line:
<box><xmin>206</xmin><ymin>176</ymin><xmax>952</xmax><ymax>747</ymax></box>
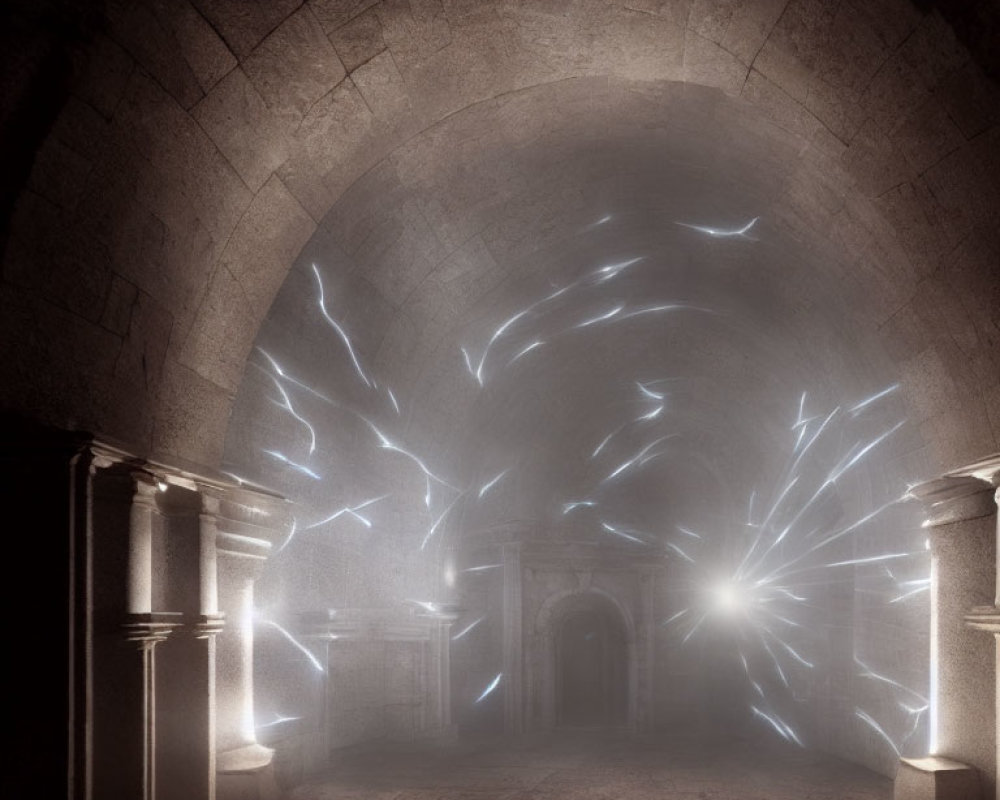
<box><xmin>459</xmin><ymin>528</ymin><xmax>662</xmax><ymax>735</ymax></box>
<box><xmin>899</xmin><ymin>454</ymin><xmax>1000</xmax><ymax>800</ymax></box>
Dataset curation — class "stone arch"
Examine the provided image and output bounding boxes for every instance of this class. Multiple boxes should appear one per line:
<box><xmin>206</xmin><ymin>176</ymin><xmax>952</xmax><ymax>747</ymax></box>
<box><xmin>0</xmin><ymin>1</ymin><xmax>996</xmax><ymax>474</ymax></box>
<box><xmin>530</xmin><ymin>586</ymin><xmax>640</xmax><ymax>732</ymax></box>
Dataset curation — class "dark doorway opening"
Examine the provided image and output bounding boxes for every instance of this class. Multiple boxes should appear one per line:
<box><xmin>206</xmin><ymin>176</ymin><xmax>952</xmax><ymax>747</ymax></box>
<box><xmin>555</xmin><ymin>602</ymin><xmax>628</xmax><ymax>727</ymax></box>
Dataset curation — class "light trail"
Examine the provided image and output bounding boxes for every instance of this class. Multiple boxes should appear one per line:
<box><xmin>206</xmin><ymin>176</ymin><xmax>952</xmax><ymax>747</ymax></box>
<box><xmin>277</xmin><ymin>517</ymin><xmax>298</xmax><ymax>553</ymax></box>
<box><xmin>310</xmin><ymin>264</ymin><xmax>371</xmax><ymax>387</ymax></box>
<box><xmin>563</xmin><ymin>500</ymin><xmax>596</xmax><ymax>514</ymax></box>
<box><xmin>675</xmin><ymin>216</ymin><xmax>759</xmax><ymax>238</ymax></box>
<box><xmin>574</xmin><ymin>303</ymin><xmax>625</xmax><ymax>329</ymax></box>
<box><xmin>256</xmin><ymin>348</ymin><xmax>334</xmax><ymax>403</ymax></box>
<box><xmin>452</xmin><ymin>616</ymin><xmax>485</xmax><ymax>641</ymax></box>
<box><xmin>363</xmin><ymin>419</ymin><xmax>454</xmax><ymax>488</ymax></box>
<box><xmin>508</xmin><ymin>340</ymin><xmax>544</xmax><ymax>365</ymax></box>
<box><xmin>637</xmin><ymin>382</ymin><xmax>665</xmax><ymax>401</ymax></box>
<box><xmin>601</xmin><ymin>522</ymin><xmax>646</xmax><ymax>544</ymax></box>
<box><xmin>420</xmin><ymin>494</ymin><xmax>464</xmax><ymax>550</ymax></box>
<box><xmin>262</xmin><ymin>450</ymin><xmax>321</xmax><ymax>480</ymax></box>
<box><xmin>261</xmin><ymin>620</ymin><xmax>324</xmax><ymax>673</ymax></box>
<box><xmin>256</xmin><ymin>714</ymin><xmax>301</xmax><ymax>729</ymax></box>
<box><xmin>475</xmin><ymin>673</ymin><xmax>503</xmax><ymax>703</ymax></box>
<box><xmin>850</xmin><ymin>384</ymin><xmax>900</xmax><ymax>415</ymax></box>
<box><xmin>604</xmin><ymin>435</ymin><xmax>674</xmax><ymax>483</ymax></box>
<box><xmin>478</xmin><ymin>470</ymin><xmax>509</xmax><ymax>499</ymax></box>
<box><xmin>266</xmin><ymin>377</ymin><xmax>317</xmax><ymax>454</ymax></box>
<box><xmin>856</xmin><ymin>710</ymin><xmax>901</xmax><ymax>756</ymax></box>
<box><xmin>306</xmin><ymin>495</ymin><xmax>387</xmax><ymax>530</ymax></box>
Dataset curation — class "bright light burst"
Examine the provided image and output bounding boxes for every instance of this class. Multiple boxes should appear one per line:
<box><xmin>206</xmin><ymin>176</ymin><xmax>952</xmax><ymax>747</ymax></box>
<box><xmin>660</xmin><ymin>387</ymin><xmax>927</xmax><ymax>754</ymax></box>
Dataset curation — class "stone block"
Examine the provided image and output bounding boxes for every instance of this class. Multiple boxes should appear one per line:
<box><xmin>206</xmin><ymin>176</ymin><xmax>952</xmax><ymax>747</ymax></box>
<box><xmin>243</xmin><ymin>5</ymin><xmax>346</xmax><ymax>122</ymax></box>
<box><xmin>309</xmin><ymin>0</ymin><xmax>380</xmax><ymax>35</ymax></box>
<box><xmin>891</xmin><ymin>96</ymin><xmax>965</xmax><ymax>176</ymax></box>
<box><xmin>377</xmin><ymin>0</ymin><xmax>453</xmax><ymax>72</ymax></box>
<box><xmin>842</xmin><ymin>117</ymin><xmax>913</xmax><ymax>197</ymax></box>
<box><xmin>351</xmin><ymin>50</ymin><xmax>410</xmax><ymax>120</ymax></box>
<box><xmin>688</xmin><ymin>0</ymin><xmax>738</xmax><ymax>45</ymax></box>
<box><xmin>149</xmin><ymin>0</ymin><xmax>237</xmax><ymax>94</ymax></box>
<box><xmin>898</xmin><ymin>12</ymin><xmax>968</xmax><ymax>91</ymax></box>
<box><xmin>589</xmin><ymin>7</ymin><xmax>686</xmax><ymax>83</ymax></box>
<box><xmin>719</xmin><ymin>0</ymin><xmax>785</xmax><ymax>66</ymax></box>
<box><xmin>741</xmin><ymin>69</ymin><xmax>823</xmax><ymax>141</ymax></box>
<box><xmin>113</xmin><ymin>289</ymin><xmax>174</xmax><ymax>402</ymax></box>
<box><xmin>217</xmin><ymin>175</ymin><xmax>315</xmax><ymax>317</ymax></box>
<box><xmin>936</xmin><ymin>61</ymin><xmax>1000</xmax><ymax>140</ymax></box>
<box><xmin>861</xmin><ymin>53</ymin><xmax>932</xmax><ymax>136</ymax></box>
<box><xmin>72</xmin><ymin>32</ymin><xmax>134</xmax><ymax>119</ymax></box>
<box><xmin>105</xmin><ymin>0</ymin><xmax>205</xmax><ymax>109</ymax></box>
<box><xmin>26</xmin><ymin>134</ymin><xmax>93</xmax><ymax>211</ymax></box>
<box><xmin>193</xmin><ymin>67</ymin><xmax>294</xmax><ymax>193</ymax></box>
<box><xmin>621</xmin><ymin>0</ymin><xmax>692</xmax><ymax>30</ymax></box>
<box><xmin>100</xmin><ymin>273</ymin><xmax>139</xmax><ymax>337</ymax></box>
<box><xmin>682</xmin><ymin>30</ymin><xmax>747</xmax><ymax>96</ymax></box>
<box><xmin>276</xmin><ymin>77</ymin><xmax>382</xmax><ymax>219</ymax></box>
<box><xmin>189</xmin><ymin>0</ymin><xmax>304</xmax><ymax>59</ymax></box>
<box><xmin>152</xmin><ymin>358</ymin><xmax>234</xmax><ymax>465</ymax></box>
<box><xmin>114</xmin><ymin>71</ymin><xmax>252</xmax><ymax>257</ymax></box>
<box><xmin>329</xmin><ymin>7</ymin><xmax>386</xmax><ymax>71</ymax></box>
<box><xmin>803</xmin><ymin>74</ymin><xmax>866</xmax><ymax>143</ymax></box>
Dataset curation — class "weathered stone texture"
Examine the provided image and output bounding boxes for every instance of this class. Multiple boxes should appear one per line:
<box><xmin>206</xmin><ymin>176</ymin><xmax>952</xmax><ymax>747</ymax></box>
<box><xmin>328</xmin><ymin>7</ymin><xmax>386</xmax><ymax>71</ymax></box>
<box><xmin>193</xmin><ymin>67</ymin><xmax>294</xmax><ymax>192</ymax></box>
<box><xmin>189</xmin><ymin>0</ymin><xmax>305</xmax><ymax>59</ymax></box>
<box><xmin>243</xmin><ymin>5</ymin><xmax>346</xmax><ymax>122</ymax></box>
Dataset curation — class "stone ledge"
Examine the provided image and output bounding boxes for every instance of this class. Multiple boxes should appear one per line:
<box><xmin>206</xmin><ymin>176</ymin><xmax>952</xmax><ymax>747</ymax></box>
<box><xmin>894</xmin><ymin>756</ymin><xmax>981</xmax><ymax>800</ymax></box>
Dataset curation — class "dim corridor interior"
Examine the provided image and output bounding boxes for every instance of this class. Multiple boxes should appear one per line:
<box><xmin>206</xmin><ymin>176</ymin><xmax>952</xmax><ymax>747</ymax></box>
<box><xmin>285</xmin><ymin>729</ymin><xmax>891</xmax><ymax>800</ymax></box>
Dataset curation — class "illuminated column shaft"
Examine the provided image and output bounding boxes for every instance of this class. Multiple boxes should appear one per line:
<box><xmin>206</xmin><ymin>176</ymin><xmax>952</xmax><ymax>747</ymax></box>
<box><xmin>128</xmin><ymin>474</ymin><xmax>158</xmax><ymax>614</ymax></box>
<box><xmin>213</xmin><ymin>493</ymin><xmax>285</xmax><ymax>800</ymax></box>
<box><xmin>913</xmin><ymin>473</ymin><xmax>997</xmax><ymax>798</ymax></box>
<box><xmin>123</xmin><ymin>473</ymin><xmax>170</xmax><ymax>800</ymax></box>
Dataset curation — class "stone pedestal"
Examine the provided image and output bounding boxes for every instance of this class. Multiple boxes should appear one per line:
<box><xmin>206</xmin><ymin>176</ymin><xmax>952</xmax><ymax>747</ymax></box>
<box><xmin>895</xmin><ymin>758</ymin><xmax>981</xmax><ymax>800</ymax></box>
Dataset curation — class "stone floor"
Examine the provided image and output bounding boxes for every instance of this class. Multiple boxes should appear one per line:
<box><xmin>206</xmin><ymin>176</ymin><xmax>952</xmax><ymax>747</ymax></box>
<box><xmin>284</xmin><ymin>729</ymin><xmax>892</xmax><ymax>799</ymax></box>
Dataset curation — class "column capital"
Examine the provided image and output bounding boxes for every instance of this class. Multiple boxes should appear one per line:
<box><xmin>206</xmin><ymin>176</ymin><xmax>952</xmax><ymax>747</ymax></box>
<box><xmin>907</xmin><ymin>474</ymin><xmax>996</xmax><ymax>527</ymax></box>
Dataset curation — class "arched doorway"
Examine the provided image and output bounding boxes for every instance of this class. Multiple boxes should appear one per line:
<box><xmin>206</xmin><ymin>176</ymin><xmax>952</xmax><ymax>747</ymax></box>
<box><xmin>553</xmin><ymin>595</ymin><xmax>629</xmax><ymax>729</ymax></box>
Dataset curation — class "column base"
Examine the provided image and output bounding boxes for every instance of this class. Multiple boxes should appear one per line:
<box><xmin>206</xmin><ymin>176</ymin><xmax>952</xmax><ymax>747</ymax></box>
<box><xmin>894</xmin><ymin>757</ymin><xmax>981</xmax><ymax>800</ymax></box>
<box><xmin>217</xmin><ymin>744</ymin><xmax>278</xmax><ymax>800</ymax></box>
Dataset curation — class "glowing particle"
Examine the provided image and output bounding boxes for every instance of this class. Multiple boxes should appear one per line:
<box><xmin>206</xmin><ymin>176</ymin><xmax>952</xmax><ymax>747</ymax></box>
<box><xmin>675</xmin><ymin>217</ymin><xmax>759</xmax><ymax>238</ymax></box>
<box><xmin>475</xmin><ymin>673</ymin><xmax>503</xmax><ymax>703</ymax></box>
<box><xmin>478</xmin><ymin>469</ymin><xmax>509</xmax><ymax>499</ymax></box>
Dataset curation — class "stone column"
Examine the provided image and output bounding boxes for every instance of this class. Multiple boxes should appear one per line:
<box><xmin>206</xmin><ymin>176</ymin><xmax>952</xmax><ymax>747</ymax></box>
<box><xmin>215</xmin><ymin>491</ymin><xmax>286</xmax><ymax>800</ymax></box>
<box><xmin>898</xmin><ymin>472</ymin><xmax>997</xmax><ymax>800</ymax></box>
<box><xmin>120</xmin><ymin>472</ymin><xmax>179</xmax><ymax>800</ymax></box>
<box><xmin>636</xmin><ymin>567</ymin><xmax>656</xmax><ymax>733</ymax></box>
<box><xmin>420</xmin><ymin>606</ymin><xmax>460</xmax><ymax>737</ymax></box>
<box><xmin>964</xmin><ymin>482</ymin><xmax>1000</xmax><ymax>800</ymax></box>
<box><xmin>502</xmin><ymin>542</ymin><xmax>523</xmax><ymax>734</ymax></box>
